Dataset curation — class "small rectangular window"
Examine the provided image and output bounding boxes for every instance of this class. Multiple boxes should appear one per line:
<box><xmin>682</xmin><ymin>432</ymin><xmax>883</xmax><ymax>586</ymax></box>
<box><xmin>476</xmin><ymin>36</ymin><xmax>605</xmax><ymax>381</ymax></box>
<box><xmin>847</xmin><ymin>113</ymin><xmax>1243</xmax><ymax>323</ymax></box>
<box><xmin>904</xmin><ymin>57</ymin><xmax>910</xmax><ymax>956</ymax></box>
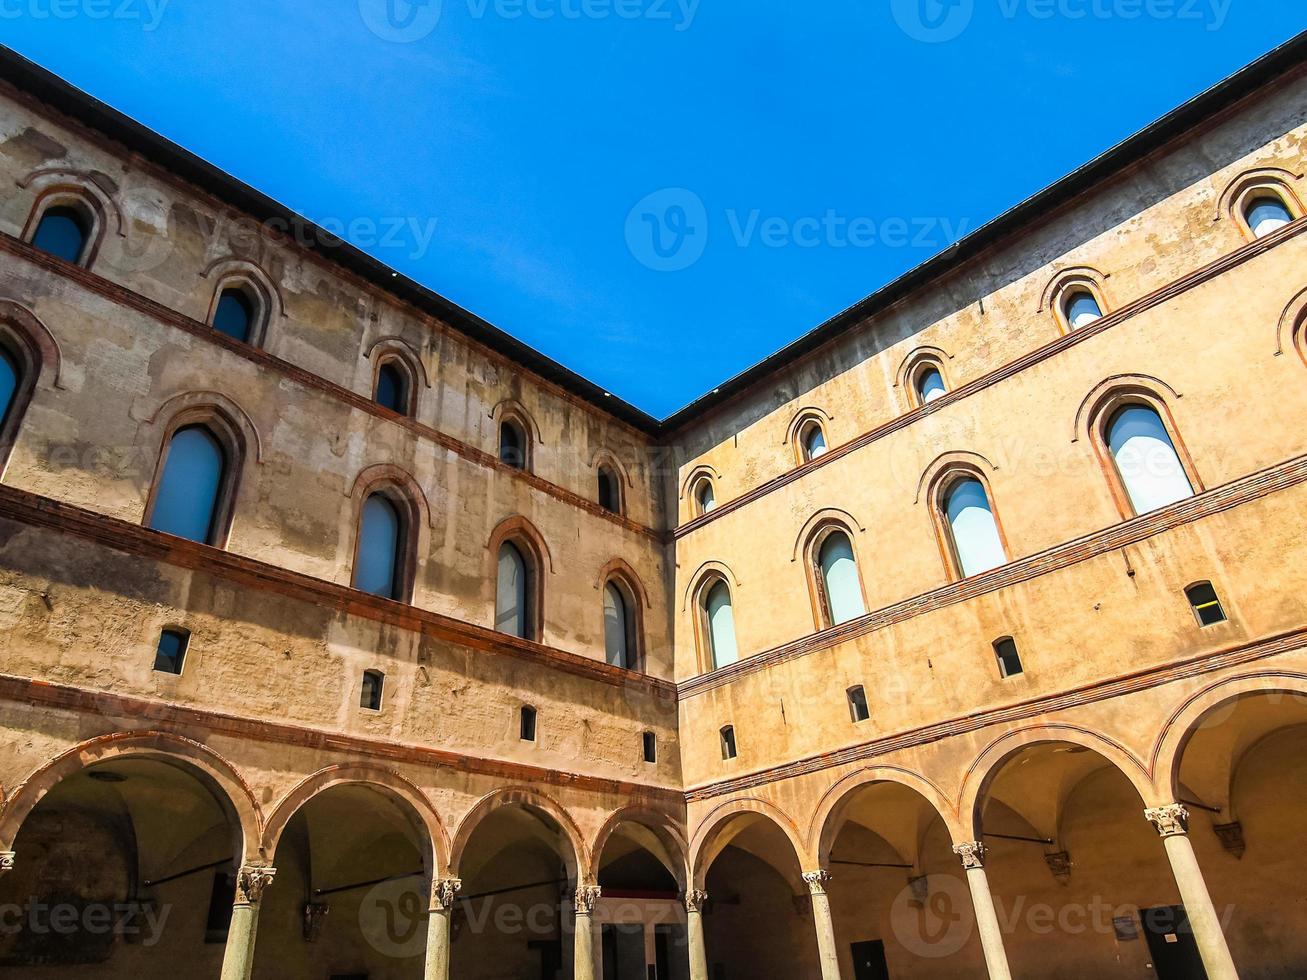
<box><xmin>994</xmin><ymin>638</ymin><xmax>1023</xmax><ymax>678</ymax></box>
<box><xmin>642</xmin><ymin>731</ymin><xmax>657</xmax><ymax>764</ymax></box>
<box><xmin>1186</xmin><ymin>583</ymin><xmax>1227</xmax><ymax>627</ymax></box>
<box><xmin>153</xmin><ymin>628</ymin><xmax>189</xmax><ymax>674</ymax></box>
<box><xmin>847</xmin><ymin>686</ymin><xmax>870</xmax><ymax>723</ymax></box>
<box><xmin>520</xmin><ymin>705</ymin><xmax>537</xmax><ymax>742</ymax></box>
<box><xmin>360</xmin><ymin>670</ymin><xmax>384</xmax><ymax>710</ymax></box>
<box><xmin>720</xmin><ymin>725</ymin><xmax>737</xmax><ymax>761</ymax></box>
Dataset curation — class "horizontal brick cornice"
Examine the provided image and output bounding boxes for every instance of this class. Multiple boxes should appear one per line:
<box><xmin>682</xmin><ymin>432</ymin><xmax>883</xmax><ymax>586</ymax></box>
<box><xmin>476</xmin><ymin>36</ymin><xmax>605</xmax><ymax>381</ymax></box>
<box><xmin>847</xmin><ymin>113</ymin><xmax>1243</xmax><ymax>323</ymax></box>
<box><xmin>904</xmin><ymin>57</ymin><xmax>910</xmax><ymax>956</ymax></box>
<box><xmin>679</xmin><ymin>451</ymin><xmax>1307</xmax><ymax>699</ymax></box>
<box><xmin>673</xmin><ymin>217</ymin><xmax>1307</xmax><ymax>539</ymax></box>
<box><xmin>0</xmin><ymin>672</ymin><xmax>681</xmax><ymax>803</ymax></box>
<box><xmin>686</xmin><ymin>627</ymin><xmax>1307</xmax><ymax>802</ymax></box>
<box><xmin>0</xmin><ymin>484</ymin><xmax>677</xmax><ymax>700</ymax></box>
<box><xmin>0</xmin><ymin>234</ymin><xmax>664</xmax><ymax>543</ymax></box>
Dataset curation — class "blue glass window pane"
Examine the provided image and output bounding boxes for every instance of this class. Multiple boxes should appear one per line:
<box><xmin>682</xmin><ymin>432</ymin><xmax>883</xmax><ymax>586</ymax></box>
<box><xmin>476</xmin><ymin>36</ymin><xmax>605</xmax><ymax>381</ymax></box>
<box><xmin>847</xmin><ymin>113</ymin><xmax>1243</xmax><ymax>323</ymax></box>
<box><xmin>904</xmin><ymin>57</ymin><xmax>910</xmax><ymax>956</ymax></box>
<box><xmin>149</xmin><ymin>426</ymin><xmax>226</xmax><ymax>544</ymax></box>
<box><xmin>604</xmin><ymin>582</ymin><xmax>629</xmax><ymax>668</ymax></box>
<box><xmin>1246</xmin><ymin>197</ymin><xmax>1292</xmax><ymax>238</ymax></box>
<box><xmin>496</xmin><ymin>542</ymin><xmax>530</xmax><ymax>637</ymax></box>
<box><xmin>355</xmin><ymin>494</ymin><xmax>403</xmax><ymax>599</ymax></box>
<box><xmin>917</xmin><ymin>367</ymin><xmax>947</xmax><ymax>404</ymax></box>
<box><xmin>818</xmin><ymin>532</ymin><xmax>866</xmax><ymax>625</ymax></box>
<box><xmin>945</xmin><ymin>478</ymin><xmax>1007</xmax><ymax>577</ymax></box>
<box><xmin>0</xmin><ymin>348</ymin><xmax>18</xmax><ymax>429</ymax></box>
<box><xmin>32</xmin><ymin>206</ymin><xmax>88</xmax><ymax>264</ymax></box>
<box><xmin>375</xmin><ymin>363</ymin><xmax>408</xmax><ymax>414</ymax></box>
<box><xmin>1065</xmin><ymin>291</ymin><xmax>1103</xmax><ymax>330</ymax></box>
<box><xmin>212</xmin><ymin>290</ymin><xmax>253</xmax><ymax>343</ymax></box>
<box><xmin>705</xmin><ymin>580</ymin><xmax>738</xmax><ymax>668</ymax></box>
<box><xmin>1107</xmin><ymin>406</ymin><xmax>1194</xmax><ymax>514</ymax></box>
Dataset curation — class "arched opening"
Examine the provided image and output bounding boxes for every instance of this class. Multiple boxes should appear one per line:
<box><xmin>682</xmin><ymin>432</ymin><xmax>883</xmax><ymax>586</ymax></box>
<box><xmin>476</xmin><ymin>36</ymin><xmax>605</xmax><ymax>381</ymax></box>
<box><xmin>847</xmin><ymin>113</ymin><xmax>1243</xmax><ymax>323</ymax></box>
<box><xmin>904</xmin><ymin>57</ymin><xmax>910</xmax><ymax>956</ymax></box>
<box><xmin>29</xmin><ymin>200</ymin><xmax>93</xmax><ymax>265</ymax></box>
<box><xmin>597</xmin><ymin>466</ymin><xmax>622</xmax><ymax>515</ymax></box>
<box><xmin>452</xmin><ymin>799</ymin><xmax>581</xmax><ymax>980</ymax></box>
<box><xmin>941</xmin><ymin>476</ymin><xmax>1006</xmax><ymax>579</ymax></box>
<box><xmin>499</xmin><ymin>419</ymin><xmax>529</xmax><ymax>471</ymax></box>
<box><xmin>0</xmin><ymin>346</ymin><xmax>19</xmax><ymax>432</ymax></box>
<box><xmin>496</xmin><ymin>541</ymin><xmax>536</xmax><ymax>640</ymax></box>
<box><xmin>147</xmin><ymin>424</ymin><xmax>231</xmax><ymax>546</ymax></box>
<box><xmin>1063</xmin><ymin>289</ymin><xmax>1104</xmax><ymax>330</ymax></box>
<box><xmin>914</xmin><ymin>363</ymin><xmax>947</xmax><ymax>405</ymax></box>
<box><xmin>594</xmin><ymin>818</ymin><xmax>687</xmax><ymax>980</ymax></box>
<box><xmin>0</xmin><ymin>755</ymin><xmax>245</xmax><ymax>975</ymax></box>
<box><xmin>256</xmin><ymin>782</ymin><xmax>434</xmax><ymax>978</ymax></box>
<box><xmin>700</xmin><ymin>578</ymin><xmax>738</xmax><ymax>670</ymax></box>
<box><xmin>210</xmin><ymin>286</ymin><xmax>259</xmax><ymax>345</ymax></box>
<box><xmin>603</xmin><ymin>578</ymin><xmax>640</xmax><ymax>670</ymax></box>
<box><xmin>1167</xmin><ymin>689</ymin><xmax>1307</xmax><ymax>974</ymax></box>
<box><xmin>814</xmin><ymin>528</ymin><xmax>866</xmax><ymax>627</ymax></box>
<box><xmin>976</xmin><ymin>741</ymin><xmax>1188</xmax><ymax>977</ymax></box>
<box><xmin>695</xmin><ymin>812</ymin><xmax>814</xmax><ymax>980</ymax></box>
<box><xmin>693</xmin><ymin>477</ymin><xmax>716</xmax><ymax>516</ymax></box>
<box><xmin>1105</xmin><ymin>403</ymin><xmax>1194</xmax><ymax>515</ymax></box>
<box><xmin>353</xmin><ymin>491</ymin><xmax>409</xmax><ymax>601</ymax></box>
<box><xmin>818</xmin><ymin>780</ymin><xmax>985</xmax><ymax>977</ymax></box>
<box><xmin>1244</xmin><ymin>193</ymin><xmax>1294</xmax><ymax>238</ymax></box>
<box><xmin>374</xmin><ymin>358</ymin><xmax>413</xmax><ymax>417</ymax></box>
<box><xmin>798</xmin><ymin>419</ymin><xmax>829</xmax><ymax>464</ymax></box>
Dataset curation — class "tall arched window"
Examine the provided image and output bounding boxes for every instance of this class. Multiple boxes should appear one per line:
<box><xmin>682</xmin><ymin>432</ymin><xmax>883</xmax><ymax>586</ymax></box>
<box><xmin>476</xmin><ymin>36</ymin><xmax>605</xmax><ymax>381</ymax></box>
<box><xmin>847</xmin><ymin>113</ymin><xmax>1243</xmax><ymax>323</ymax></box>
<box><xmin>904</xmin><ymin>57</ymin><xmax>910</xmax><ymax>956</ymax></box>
<box><xmin>212</xmin><ymin>288</ymin><xmax>256</xmax><ymax>344</ymax></box>
<box><xmin>915</xmin><ymin>365</ymin><xmax>947</xmax><ymax>405</ymax></box>
<box><xmin>694</xmin><ymin>477</ymin><xmax>716</xmax><ymax>516</ymax></box>
<box><xmin>1106</xmin><ymin>405</ymin><xmax>1194</xmax><ymax>515</ymax></box>
<box><xmin>603</xmin><ymin>581</ymin><xmax>634</xmax><ymax>669</ymax></box>
<box><xmin>0</xmin><ymin>347</ymin><xmax>18</xmax><ymax>432</ymax></box>
<box><xmin>817</xmin><ymin>530</ymin><xmax>866</xmax><ymax>626</ymax></box>
<box><xmin>500</xmin><ymin>419</ymin><xmax>528</xmax><ymax>470</ymax></box>
<box><xmin>702</xmin><ymin>579</ymin><xmax>739</xmax><ymax>669</ymax></box>
<box><xmin>148</xmin><ymin>425</ymin><xmax>228</xmax><ymax>545</ymax></box>
<box><xmin>799</xmin><ymin>420</ymin><xmax>828</xmax><ymax>462</ymax></box>
<box><xmin>943</xmin><ymin>478</ymin><xmax>1006</xmax><ymax>578</ymax></box>
<box><xmin>1064</xmin><ymin>290</ymin><xmax>1103</xmax><ymax>330</ymax></box>
<box><xmin>374</xmin><ymin>360</ymin><xmax>411</xmax><ymax>416</ymax></box>
<box><xmin>496</xmin><ymin>542</ymin><xmax>534</xmax><ymax>639</ymax></box>
<box><xmin>30</xmin><ymin>204</ymin><xmax>91</xmax><ymax>265</ymax></box>
<box><xmin>1245</xmin><ymin>194</ymin><xmax>1293</xmax><ymax>238</ymax></box>
<box><xmin>597</xmin><ymin>466</ymin><xmax>621</xmax><ymax>514</ymax></box>
<box><xmin>354</xmin><ymin>493</ymin><xmax>406</xmax><ymax>600</ymax></box>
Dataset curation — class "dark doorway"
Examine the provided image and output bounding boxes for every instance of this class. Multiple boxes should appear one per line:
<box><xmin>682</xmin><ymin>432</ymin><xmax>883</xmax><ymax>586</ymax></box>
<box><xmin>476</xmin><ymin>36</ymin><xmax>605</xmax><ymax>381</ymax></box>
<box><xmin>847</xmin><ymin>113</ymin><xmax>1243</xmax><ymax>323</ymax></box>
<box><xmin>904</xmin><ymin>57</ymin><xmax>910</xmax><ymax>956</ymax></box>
<box><xmin>851</xmin><ymin>939</ymin><xmax>890</xmax><ymax>980</ymax></box>
<box><xmin>1141</xmin><ymin>906</ymin><xmax>1207</xmax><ymax>980</ymax></box>
<box><xmin>603</xmin><ymin>923</ymin><xmax>646</xmax><ymax>980</ymax></box>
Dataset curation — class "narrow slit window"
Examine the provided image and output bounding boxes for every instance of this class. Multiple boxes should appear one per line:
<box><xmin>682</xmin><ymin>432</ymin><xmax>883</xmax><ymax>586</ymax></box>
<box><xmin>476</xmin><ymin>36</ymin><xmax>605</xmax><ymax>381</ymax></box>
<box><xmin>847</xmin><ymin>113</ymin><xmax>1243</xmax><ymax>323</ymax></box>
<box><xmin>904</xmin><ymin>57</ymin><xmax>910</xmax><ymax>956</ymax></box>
<box><xmin>642</xmin><ymin>731</ymin><xmax>657</xmax><ymax>764</ymax></box>
<box><xmin>994</xmin><ymin>638</ymin><xmax>1023</xmax><ymax>678</ymax></box>
<box><xmin>1186</xmin><ymin>583</ymin><xmax>1227</xmax><ymax>627</ymax></box>
<box><xmin>847</xmin><ymin>685</ymin><xmax>870</xmax><ymax>723</ymax></box>
<box><xmin>360</xmin><ymin>670</ymin><xmax>384</xmax><ymax>710</ymax></box>
<box><xmin>153</xmin><ymin>628</ymin><xmax>189</xmax><ymax>675</ymax></box>
<box><xmin>520</xmin><ymin>705</ymin><xmax>538</xmax><ymax>742</ymax></box>
<box><xmin>720</xmin><ymin>725</ymin><xmax>737</xmax><ymax>760</ymax></box>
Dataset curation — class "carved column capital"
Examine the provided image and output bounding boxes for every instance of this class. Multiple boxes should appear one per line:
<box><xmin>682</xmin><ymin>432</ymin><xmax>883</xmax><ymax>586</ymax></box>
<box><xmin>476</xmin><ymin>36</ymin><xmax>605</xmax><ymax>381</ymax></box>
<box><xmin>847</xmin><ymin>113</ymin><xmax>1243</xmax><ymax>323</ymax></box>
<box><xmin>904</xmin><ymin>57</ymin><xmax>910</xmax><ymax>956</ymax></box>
<box><xmin>952</xmin><ymin>841</ymin><xmax>987</xmax><ymax>870</ymax></box>
<box><xmin>1145</xmin><ymin>804</ymin><xmax>1190</xmax><ymax>838</ymax></box>
<box><xmin>684</xmin><ymin>889</ymin><xmax>709</xmax><ymax>913</ymax></box>
<box><xmin>433</xmin><ymin>878</ymin><xmax>463</xmax><ymax>911</ymax></box>
<box><xmin>802</xmin><ymin>870</ymin><xmax>832</xmax><ymax>895</ymax></box>
<box><xmin>236</xmin><ymin>865</ymin><xmax>277</xmax><ymax>905</ymax></box>
<box><xmin>575</xmin><ymin>884</ymin><xmax>602</xmax><ymax>915</ymax></box>
<box><xmin>0</xmin><ymin>851</ymin><xmax>14</xmax><ymax>874</ymax></box>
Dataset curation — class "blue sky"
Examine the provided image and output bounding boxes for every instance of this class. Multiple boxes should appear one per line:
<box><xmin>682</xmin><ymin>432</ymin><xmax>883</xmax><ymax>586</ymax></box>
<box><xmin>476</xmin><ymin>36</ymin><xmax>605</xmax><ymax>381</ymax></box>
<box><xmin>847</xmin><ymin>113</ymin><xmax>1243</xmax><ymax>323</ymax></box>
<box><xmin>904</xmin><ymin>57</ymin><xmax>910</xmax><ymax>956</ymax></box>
<box><xmin>1</xmin><ymin>2</ymin><xmax>1302</xmax><ymax>416</ymax></box>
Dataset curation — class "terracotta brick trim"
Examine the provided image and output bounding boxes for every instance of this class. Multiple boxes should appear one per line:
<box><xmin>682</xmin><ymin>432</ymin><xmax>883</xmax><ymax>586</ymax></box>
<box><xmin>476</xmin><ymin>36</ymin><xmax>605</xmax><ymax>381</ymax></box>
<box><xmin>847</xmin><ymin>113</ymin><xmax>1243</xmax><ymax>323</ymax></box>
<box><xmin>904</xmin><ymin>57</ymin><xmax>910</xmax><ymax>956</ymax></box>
<box><xmin>0</xmin><ymin>484</ymin><xmax>677</xmax><ymax>700</ymax></box>
<box><xmin>673</xmin><ymin>217</ymin><xmax>1307</xmax><ymax>539</ymax></box>
<box><xmin>679</xmin><ymin>451</ymin><xmax>1307</xmax><ymax>699</ymax></box>
<box><xmin>685</xmin><ymin>626</ymin><xmax>1307</xmax><ymax>802</ymax></box>
<box><xmin>0</xmin><ymin>672</ymin><xmax>681</xmax><ymax>802</ymax></box>
<box><xmin>0</xmin><ymin>233</ymin><xmax>663</xmax><ymax>543</ymax></box>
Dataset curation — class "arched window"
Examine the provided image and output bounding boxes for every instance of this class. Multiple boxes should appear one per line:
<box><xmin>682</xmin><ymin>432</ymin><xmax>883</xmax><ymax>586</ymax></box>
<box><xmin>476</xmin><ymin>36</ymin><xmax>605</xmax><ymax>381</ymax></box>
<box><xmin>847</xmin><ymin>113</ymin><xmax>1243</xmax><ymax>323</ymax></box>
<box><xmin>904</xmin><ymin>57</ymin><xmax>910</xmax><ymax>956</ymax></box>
<box><xmin>597</xmin><ymin>465</ymin><xmax>622</xmax><ymax>514</ymax></box>
<box><xmin>1245</xmin><ymin>194</ymin><xmax>1294</xmax><ymax>238</ymax></box>
<box><xmin>943</xmin><ymin>477</ymin><xmax>1007</xmax><ymax>578</ymax></box>
<box><xmin>0</xmin><ymin>347</ymin><xmax>18</xmax><ymax>432</ymax></box>
<box><xmin>30</xmin><ymin>203</ymin><xmax>91</xmax><ymax>265</ymax></box>
<box><xmin>212</xmin><ymin>288</ymin><xmax>256</xmax><ymax>344</ymax></box>
<box><xmin>1106</xmin><ymin>404</ymin><xmax>1194</xmax><ymax>515</ymax></box>
<box><xmin>702</xmin><ymin>579</ymin><xmax>739</xmax><ymax>669</ymax></box>
<box><xmin>1064</xmin><ymin>290</ymin><xmax>1104</xmax><ymax>330</ymax></box>
<box><xmin>374</xmin><ymin>360</ymin><xmax>411</xmax><ymax>416</ymax></box>
<box><xmin>915</xmin><ymin>365</ymin><xmax>947</xmax><ymax>405</ymax></box>
<box><xmin>799</xmin><ymin>420</ymin><xmax>828</xmax><ymax>463</ymax></box>
<box><xmin>603</xmin><ymin>581</ymin><xmax>635</xmax><ymax>669</ymax></box>
<box><xmin>496</xmin><ymin>542</ymin><xmax>534</xmax><ymax>639</ymax></box>
<box><xmin>148</xmin><ymin>425</ymin><xmax>229</xmax><ymax>545</ymax></box>
<box><xmin>354</xmin><ymin>493</ymin><xmax>407</xmax><ymax>600</ymax></box>
<box><xmin>499</xmin><ymin>419</ymin><xmax>528</xmax><ymax>470</ymax></box>
<box><xmin>694</xmin><ymin>477</ymin><xmax>716</xmax><ymax>516</ymax></box>
<box><xmin>816</xmin><ymin>530</ymin><xmax>866</xmax><ymax>626</ymax></box>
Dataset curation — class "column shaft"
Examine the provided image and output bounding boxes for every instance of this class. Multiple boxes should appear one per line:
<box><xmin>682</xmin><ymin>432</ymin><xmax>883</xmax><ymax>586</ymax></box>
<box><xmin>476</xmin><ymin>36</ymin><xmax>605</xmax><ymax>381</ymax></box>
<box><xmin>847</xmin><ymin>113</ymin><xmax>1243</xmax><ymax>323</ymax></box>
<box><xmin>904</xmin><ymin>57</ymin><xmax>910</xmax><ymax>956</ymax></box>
<box><xmin>803</xmin><ymin>870</ymin><xmax>844</xmax><ymax>980</ymax></box>
<box><xmin>574</xmin><ymin>885</ymin><xmax>601</xmax><ymax>980</ymax></box>
<box><xmin>219</xmin><ymin>866</ymin><xmax>275</xmax><ymax>980</ymax></box>
<box><xmin>686</xmin><ymin>890</ymin><xmax>710</xmax><ymax>980</ymax></box>
<box><xmin>953</xmin><ymin>843</ymin><xmax>1013</xmax><ymax>980</ymax></box>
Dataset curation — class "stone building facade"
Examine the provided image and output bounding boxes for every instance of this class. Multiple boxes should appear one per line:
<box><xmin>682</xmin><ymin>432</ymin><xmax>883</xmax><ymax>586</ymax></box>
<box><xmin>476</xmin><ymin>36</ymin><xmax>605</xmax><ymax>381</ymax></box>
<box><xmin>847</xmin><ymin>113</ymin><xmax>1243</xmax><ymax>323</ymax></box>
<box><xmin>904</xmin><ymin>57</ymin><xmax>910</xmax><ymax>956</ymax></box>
<box><xmin>1</xmin><ymin>30</ymin><xmax>1306</xmax><ymax>980</ymax></box>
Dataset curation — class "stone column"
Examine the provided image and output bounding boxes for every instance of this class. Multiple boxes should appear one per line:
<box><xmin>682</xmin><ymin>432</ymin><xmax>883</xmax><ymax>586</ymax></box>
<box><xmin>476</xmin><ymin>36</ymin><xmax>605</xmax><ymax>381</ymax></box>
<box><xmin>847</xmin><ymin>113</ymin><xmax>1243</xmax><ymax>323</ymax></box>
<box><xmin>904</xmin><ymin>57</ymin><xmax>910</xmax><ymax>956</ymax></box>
<box><xmin>802</xmin><ymin>870</ymin><xmax>844</xmax><ymax>980</ymax></box>
<box><xmin>425</xmin><ymin>878</ymin><xmax>461</xmax><ymax>980</ymax></box>
<box><xmin>1145</xmin><ymin>805</ymin><xmax>1240</xmax><ymax>980</ymax></box>
<box><xmin>574</xmin><ymin>885</ymin><xmax>601</xmax><ymax>980</ymax></box>
<box><xmin>952</xmin><ymin>843</ymin><xmax>1013</xmax><ymax>980</ymax></box>
<box><xmin>220</xmin><ymin>865</ymin><xmax>276</xmax><ymax>980</ymax></box>
<box><xmin>685</xmin><ymin>889</ymin><xmax>710</xmax><ymax>980</ymax></box>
